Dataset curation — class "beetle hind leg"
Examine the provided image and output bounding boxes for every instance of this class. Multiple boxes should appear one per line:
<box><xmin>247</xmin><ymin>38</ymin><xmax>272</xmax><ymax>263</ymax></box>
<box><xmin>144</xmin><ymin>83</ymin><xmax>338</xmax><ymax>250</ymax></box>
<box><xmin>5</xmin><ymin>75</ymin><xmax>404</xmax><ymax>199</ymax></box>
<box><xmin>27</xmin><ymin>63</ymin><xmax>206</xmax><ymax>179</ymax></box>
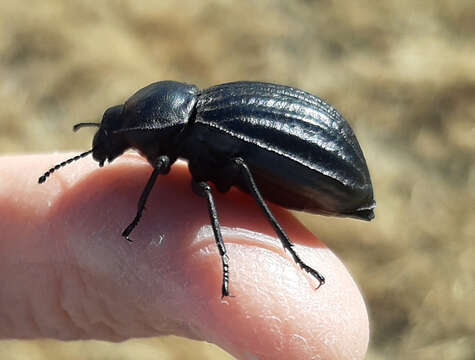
<box><xmin>233</xmin><ymin>157</ymin><xmax>325</xmax><ymax>288</ymax></box>
<box><xmin>192</xmin><ymin>179</ymin><xmax>231</xmax><ymax>298</ymax></box>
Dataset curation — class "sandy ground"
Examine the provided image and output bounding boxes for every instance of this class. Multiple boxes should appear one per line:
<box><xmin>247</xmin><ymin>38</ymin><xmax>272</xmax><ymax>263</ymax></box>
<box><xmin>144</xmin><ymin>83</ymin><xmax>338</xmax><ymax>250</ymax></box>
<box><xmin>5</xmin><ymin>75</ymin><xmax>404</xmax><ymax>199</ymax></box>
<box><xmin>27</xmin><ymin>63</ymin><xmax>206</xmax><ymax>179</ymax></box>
<box><xmin>0</xmin><ymin>1</ymin><xmax>473</xmax><ymax>359</ymax></box>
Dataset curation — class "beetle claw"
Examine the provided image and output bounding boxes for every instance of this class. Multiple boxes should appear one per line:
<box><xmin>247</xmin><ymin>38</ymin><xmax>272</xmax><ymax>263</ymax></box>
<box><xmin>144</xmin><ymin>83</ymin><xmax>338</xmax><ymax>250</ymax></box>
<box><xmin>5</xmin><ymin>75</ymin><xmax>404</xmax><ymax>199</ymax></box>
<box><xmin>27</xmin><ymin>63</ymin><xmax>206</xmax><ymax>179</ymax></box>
<box><xmin>122</xmin><ymin>226</ymin><xmax>135</xmax><ymax>241</ymax></box>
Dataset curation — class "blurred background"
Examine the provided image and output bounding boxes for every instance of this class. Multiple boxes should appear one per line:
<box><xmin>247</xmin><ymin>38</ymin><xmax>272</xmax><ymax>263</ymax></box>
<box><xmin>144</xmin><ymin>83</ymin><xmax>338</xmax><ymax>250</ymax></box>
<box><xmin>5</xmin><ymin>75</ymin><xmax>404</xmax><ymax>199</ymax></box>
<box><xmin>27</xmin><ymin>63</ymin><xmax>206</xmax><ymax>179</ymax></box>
<box><xmin>0</xmin><ymin>0</ymin><xmax>473</xmax><ymax>359</ymax></box>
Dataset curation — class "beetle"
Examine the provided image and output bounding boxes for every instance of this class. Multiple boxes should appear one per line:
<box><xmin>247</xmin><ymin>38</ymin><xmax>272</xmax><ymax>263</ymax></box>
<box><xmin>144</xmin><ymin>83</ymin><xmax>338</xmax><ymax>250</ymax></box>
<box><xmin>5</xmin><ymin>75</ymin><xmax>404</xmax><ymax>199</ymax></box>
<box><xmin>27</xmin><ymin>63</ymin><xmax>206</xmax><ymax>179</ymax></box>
<box><xmin>39</xmin><ymin>81</ymin><xmax>375</xmax><ymax>297</ymax></box>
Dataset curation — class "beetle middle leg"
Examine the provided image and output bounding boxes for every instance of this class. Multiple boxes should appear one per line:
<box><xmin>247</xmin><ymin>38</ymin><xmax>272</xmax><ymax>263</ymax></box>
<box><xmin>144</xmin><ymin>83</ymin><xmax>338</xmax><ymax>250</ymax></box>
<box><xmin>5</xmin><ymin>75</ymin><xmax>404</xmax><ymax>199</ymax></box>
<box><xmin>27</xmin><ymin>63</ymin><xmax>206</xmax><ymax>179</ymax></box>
<box><xmin>232</xmin><ymin>157</ymin><xmax>325</xmax><ymax>288</ymax></box>
<box><xmin>192</xmin><ymin>179</ymin><xmax>231</xmax><ymax>298</ymax></box>
<box><xmin>122</xmin><ymin>155</ymin><xmax>170</xmax><ymax>241</ymax></box>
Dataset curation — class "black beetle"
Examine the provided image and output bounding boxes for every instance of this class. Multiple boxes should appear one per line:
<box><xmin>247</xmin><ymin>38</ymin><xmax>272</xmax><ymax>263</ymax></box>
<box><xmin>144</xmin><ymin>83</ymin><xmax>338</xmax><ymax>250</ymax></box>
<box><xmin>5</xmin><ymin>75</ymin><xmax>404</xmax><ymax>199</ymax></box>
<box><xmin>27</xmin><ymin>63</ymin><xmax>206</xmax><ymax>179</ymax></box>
<box><xmin>39</xmin><ymin>81</ymin><xmax>375</xmax><ymax>297</ymax></box>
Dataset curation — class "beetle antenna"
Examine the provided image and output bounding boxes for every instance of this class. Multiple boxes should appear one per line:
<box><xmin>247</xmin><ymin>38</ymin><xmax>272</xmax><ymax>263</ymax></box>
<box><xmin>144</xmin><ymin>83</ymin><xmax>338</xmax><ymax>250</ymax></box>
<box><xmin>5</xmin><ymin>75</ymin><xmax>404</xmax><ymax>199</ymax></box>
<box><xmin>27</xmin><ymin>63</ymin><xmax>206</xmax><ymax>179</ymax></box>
<box><xmin>38</xmin><ymin>149</ymin><xmax>93</xmax><ymax>184</ymax></box>
<box><xmin>73</xmin><ymin>123</ymin><xmax>101</xmax><ymax>132</ymax></box>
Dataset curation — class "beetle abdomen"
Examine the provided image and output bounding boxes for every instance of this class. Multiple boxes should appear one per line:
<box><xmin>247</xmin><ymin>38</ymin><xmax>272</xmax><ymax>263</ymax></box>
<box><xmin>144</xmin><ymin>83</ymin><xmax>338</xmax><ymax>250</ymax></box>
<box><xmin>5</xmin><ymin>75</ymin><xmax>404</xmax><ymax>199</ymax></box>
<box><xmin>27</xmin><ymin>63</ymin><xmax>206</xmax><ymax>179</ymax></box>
<box><xmin>194</xmin><ymin>81</ymin><xmax>375</xmax><ymax>220</ymax></box>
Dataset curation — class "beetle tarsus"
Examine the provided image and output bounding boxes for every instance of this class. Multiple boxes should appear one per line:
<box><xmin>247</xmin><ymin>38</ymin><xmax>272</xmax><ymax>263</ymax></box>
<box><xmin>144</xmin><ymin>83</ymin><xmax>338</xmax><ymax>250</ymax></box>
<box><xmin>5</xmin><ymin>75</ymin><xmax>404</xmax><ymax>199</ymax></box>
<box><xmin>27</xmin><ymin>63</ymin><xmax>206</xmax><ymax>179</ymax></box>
<box><xmin>221</xmin><ymin>255</ymin><xmax>232</xmax><ymax>298</ymax></box>
<box><xmin>192</xmin><ymin>180</ymin><xmax>231</xmax><ymax>298</ymax></box>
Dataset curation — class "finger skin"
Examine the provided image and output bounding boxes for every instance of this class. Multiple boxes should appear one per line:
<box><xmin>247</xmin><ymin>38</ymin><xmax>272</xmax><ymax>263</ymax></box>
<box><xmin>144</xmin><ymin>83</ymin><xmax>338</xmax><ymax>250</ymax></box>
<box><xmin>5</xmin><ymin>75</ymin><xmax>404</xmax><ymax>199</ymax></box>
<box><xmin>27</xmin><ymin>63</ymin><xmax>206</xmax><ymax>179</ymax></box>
<box><xmin>0</xmin><ymin>153</ymin><xmax>369</xmax><ymax>360</ymax></box>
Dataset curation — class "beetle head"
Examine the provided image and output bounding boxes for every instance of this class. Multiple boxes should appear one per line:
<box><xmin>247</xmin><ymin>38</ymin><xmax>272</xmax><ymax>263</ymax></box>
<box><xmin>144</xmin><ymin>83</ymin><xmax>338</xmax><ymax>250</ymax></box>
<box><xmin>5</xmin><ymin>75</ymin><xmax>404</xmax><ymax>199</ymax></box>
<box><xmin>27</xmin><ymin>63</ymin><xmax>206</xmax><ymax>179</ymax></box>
<box><xmin>92</xmin><ymin>104</ymin><xmax>128</xmax><ymax>166</ymax></box>
<box><xmin>38</xmin><ymin>105</ymin><xmax>129</xmax><ymax>184</ymax></box>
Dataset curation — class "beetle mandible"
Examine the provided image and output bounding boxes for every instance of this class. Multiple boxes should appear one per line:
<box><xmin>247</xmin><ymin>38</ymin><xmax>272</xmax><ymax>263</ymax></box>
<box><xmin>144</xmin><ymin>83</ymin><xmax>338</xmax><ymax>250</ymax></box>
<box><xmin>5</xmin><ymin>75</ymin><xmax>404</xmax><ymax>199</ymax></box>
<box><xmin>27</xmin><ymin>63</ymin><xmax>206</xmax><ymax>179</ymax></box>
<box><xmin>39</xmin><ymin>81</ymin><xmax>376</xmax><ymax>298</ymax></box>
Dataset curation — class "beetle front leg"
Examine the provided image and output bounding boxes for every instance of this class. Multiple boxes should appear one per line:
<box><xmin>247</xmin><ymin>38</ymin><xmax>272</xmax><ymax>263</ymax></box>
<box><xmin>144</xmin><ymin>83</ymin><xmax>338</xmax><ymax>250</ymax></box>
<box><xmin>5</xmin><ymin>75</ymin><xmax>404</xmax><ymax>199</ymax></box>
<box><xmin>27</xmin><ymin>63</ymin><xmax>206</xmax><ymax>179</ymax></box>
<box><xmin>233</xmin><ymin>157</ymin><xmax>325</xmax><ymax>288</ymax></box>
<box><xmin>122</xmin><ymin>155</ymin><xmax>170</xmax><ymax>241</ymax></box>
<box><xmin>192</xmin><ymin>179</ymin><xmax>231</xmax><ymax>298</ymax></box>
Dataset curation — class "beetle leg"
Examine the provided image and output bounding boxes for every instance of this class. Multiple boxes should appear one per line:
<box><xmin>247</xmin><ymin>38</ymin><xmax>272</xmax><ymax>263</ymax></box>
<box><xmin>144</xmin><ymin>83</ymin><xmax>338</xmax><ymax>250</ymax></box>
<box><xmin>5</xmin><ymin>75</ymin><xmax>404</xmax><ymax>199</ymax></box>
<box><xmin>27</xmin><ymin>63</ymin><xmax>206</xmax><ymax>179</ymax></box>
<box><xmin>233</xmin><ymin>157</ymin><xmax>325</xmax><ymax>288</ymax></box>
<box><xmin>192</xmin><ymin>180</ymin><xmax>231</xmax><ymax>298</ymax></box>
<box><xmin>122</xmin><ymin>155</ymin><xmax>170</xmax><ymax>241</ymax></box>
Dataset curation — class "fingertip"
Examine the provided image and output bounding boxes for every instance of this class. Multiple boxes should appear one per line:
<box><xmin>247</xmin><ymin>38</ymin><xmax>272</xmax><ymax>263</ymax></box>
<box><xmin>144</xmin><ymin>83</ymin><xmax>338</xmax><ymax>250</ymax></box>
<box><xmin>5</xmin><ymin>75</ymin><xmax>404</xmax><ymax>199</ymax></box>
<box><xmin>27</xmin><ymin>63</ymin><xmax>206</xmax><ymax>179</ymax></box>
<box><xmin>180</xmin><ymin>227</ymin><xmax>369</xmax><ymax>360</ymax></box>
